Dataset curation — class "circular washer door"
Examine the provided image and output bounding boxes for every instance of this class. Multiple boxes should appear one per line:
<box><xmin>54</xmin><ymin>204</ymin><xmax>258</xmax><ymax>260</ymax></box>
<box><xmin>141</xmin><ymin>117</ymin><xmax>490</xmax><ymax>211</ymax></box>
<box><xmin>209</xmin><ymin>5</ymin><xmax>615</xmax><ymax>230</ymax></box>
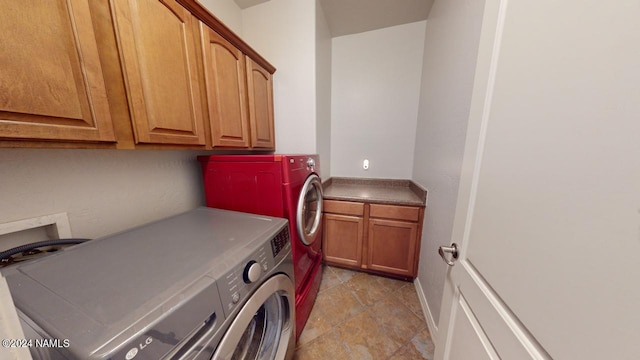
<box><xmin>296</xmin><ymin>174</ymin><xmax>323</xmax><ymax>246</ymax></box>
<box><xmin>213</xmin><ymin>274</ymin><xmax>295</xmax><ymax>360</ymax></box>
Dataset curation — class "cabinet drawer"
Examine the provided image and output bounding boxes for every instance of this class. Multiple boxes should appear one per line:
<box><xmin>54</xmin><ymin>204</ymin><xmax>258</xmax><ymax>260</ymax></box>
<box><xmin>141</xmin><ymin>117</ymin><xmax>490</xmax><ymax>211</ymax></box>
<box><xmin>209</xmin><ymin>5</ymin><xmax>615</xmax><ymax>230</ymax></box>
<box><xmin>369</xmin><ymin>204</ymin><xmax>420</xmax><ymax>222</ymax></box>
<box><xmin>323</xmin><ymin>200</ymin><xmax>364</xmax><ymax>216</ymax></box>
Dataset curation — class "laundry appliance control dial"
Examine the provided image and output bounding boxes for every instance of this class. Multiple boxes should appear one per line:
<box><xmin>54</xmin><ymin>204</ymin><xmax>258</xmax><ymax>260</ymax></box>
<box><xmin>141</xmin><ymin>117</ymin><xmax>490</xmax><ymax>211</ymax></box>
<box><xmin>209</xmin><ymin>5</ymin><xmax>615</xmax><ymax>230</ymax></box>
<box><xmin>243</xmin><ymin>260</ymin><xmax>262</xmax><ymax>284</ymax></box>
<box><xmin>307</xmin><ymin>158</ymin><xmax>316</xmax><ymax>171</ymax></box>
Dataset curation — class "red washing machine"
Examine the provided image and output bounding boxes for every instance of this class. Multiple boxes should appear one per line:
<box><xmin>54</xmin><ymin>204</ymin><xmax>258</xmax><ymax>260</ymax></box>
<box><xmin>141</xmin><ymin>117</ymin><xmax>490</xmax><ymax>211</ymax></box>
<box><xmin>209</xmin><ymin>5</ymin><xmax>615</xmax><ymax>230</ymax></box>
<box><xmin>197</xmin><ymin>154</ymin><xmax>323</xmax><ymax>341</ymax></box>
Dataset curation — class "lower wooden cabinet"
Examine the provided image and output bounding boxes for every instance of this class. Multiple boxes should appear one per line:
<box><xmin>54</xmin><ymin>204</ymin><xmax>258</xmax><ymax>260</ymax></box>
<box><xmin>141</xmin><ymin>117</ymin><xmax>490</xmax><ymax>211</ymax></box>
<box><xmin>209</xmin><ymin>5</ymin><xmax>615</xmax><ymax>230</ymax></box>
<box><xmin>323</xmin><ymin>213</ymin><xmax>364</xmax><ymax>268</ymax></box>
<box><xmin>367</xmin><ymin>218</ymin><xmax>418</xmax><ymax>277</ymax></box>
<box><xmin>323</xmin><ymin>200</ymin><xmax>423</xmax><ymax>278</ymax></box>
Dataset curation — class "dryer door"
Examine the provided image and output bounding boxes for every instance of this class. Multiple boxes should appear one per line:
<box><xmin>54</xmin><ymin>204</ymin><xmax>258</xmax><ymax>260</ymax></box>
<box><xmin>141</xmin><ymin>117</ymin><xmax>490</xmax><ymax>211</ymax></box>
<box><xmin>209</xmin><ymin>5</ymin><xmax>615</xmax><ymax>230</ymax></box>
<box><xmin>296</xmin><ymin>174</ymin><xmax>323</xmax><ymax>246</ymax></box>
<box><xmin>213</xmin><ymin>274</ymin><xmax>295</xmax><ymax>360</ymax></box>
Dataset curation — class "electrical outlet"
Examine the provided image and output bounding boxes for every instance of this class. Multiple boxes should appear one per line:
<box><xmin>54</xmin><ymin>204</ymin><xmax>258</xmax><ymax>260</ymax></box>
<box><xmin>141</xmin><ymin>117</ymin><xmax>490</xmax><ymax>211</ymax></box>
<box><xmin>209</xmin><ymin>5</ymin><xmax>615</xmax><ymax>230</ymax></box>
<box><xmin>363</xmin><ymin>159</ymin><xmax>369</xmax><ymax>170</ymax></box>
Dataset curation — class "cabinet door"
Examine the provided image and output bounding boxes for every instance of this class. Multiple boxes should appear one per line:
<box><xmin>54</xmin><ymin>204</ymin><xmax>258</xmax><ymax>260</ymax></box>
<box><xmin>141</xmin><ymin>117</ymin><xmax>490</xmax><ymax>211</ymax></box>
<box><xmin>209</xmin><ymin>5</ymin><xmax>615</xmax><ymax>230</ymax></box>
<box><xmin>111</xmin><ymin>0</ymin><xmax>205</xmax><ymax>145</ymax></box>
<box><xmin>367</xmin><ymin>218</ymin><xmax>418</xmax><ymax>277</ymax></box>
<box><xmin>0</xmin><ymin>1</ymin><xmax>115</xmax><ymax>142</ymax></box>
<box><xmin>200</xmin><ymin>24</ymin><xmax>250</xmax><ymax>148</ymax></box>
<box><xmin>323</xmin><ymin>214</ymin><xmax>364</xmax><ymax>268</ymax></box>
<box><xmin>246</xmin><ymin>58</ymin><xmax>275</xmax><ymax>149</ymax></box>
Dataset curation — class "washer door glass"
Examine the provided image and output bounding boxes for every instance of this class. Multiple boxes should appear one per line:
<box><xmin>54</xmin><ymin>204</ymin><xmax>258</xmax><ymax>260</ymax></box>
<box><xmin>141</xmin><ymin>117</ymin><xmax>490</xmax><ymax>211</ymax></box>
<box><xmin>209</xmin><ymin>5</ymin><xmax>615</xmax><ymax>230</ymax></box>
<box><xmin>213</xmin><ymin>275</ymin><xmax>294</xmax><ymax>360</ymax></box>
<box><xmin>231</xmin><ymin>293</ymin><xmax>283</xmax><ymax>360</ymax></box>
<box><xmin>296</xmin><ymin>174</ymin><xmax>323</xmax><ymax>246</ymax></box>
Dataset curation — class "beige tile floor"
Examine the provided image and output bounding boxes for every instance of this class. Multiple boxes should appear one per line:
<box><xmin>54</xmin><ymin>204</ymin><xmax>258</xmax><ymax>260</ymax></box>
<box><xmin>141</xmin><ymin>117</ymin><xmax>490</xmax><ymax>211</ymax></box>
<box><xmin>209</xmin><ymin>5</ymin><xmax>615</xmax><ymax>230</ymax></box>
<box><xmin>293</xmin><ymin>265</ymin><xmax>435</xmax><ymax>360</ymax></box>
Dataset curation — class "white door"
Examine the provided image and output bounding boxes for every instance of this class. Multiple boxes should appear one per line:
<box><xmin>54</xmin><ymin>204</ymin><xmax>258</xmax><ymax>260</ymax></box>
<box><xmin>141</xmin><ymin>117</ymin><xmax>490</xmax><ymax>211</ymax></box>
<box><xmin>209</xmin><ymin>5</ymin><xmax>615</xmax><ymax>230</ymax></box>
<box><xmin>435</xmin><ymin>1</ymin><xmax>640</xmax><ymax>359</ymax></box>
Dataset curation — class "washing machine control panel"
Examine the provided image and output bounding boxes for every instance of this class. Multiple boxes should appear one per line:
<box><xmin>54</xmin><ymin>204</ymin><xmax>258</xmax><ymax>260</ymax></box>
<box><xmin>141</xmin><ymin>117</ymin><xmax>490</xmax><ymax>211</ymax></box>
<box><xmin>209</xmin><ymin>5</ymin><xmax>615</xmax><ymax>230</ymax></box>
<box><xmin>271</xmin><ymin>227</ymin><xmax>289</xmax><ymax>257</ymax></box>
<box><xmin>218</xmin><ymin>226</ymin><xmax>291</xmax><ymax>318</ymax></box>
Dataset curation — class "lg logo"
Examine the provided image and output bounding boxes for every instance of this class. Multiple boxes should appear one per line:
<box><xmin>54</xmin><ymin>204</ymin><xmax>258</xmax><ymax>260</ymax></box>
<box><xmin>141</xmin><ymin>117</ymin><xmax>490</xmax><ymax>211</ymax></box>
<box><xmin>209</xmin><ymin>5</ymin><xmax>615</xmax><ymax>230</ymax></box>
<box><xmin>125</xmin><ymin>347</ymin><xmax>137</xmax><ymax>360</ymax></box>
<box><xmin>125</xmin><ymin>337</ymin><xmax>153</xmax><ymax>360</ymax></box>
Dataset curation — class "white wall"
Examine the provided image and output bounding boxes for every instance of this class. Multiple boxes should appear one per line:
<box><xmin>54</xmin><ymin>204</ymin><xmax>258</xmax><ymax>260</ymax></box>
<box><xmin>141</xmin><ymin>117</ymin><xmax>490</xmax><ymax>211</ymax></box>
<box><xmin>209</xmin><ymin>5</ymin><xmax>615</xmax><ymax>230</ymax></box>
<box><xmin>0</xmin><ymin>149</ymin><xmax>206</xmax><ymax>243</ymax></box>
<box><xmin>411</xmin><ymin>0</ymin><xmax>485</xmax><ymax>327</ymax></box>
<box><xmin>315</xmin><ymin>0</ymin><xmax>332</xmax><ymax>178</ymax></box>
<box><xmin>198</xmin><ymin>0</ymin><xmax>243</xmax><ymax>35</ymax></box>
<box><xmin>242</xmin><ymin>0</ymin><xmax>318</xmax><ymax>154</ymax></box>
<box><xmin>330</xmin><ymin>21</ymin><xmax>426</xmax><ymax>179</ymax></box>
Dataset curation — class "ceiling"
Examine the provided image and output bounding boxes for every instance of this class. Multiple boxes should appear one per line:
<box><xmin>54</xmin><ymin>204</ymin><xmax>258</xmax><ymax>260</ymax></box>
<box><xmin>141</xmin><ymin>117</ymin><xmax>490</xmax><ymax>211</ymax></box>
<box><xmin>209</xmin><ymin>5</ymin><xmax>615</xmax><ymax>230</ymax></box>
<box><xmin>233</xmin><ymin>0</ymin><xmax>434</xmax><ymax>37</ymax></box>
<box><xmin>319</xmin><ymin>0</ymin><xmax>434</xmax><ymax>37</ymax></box>
<box><xmin>233</xmin><ymin>0</ymin><xmax>269</xmax><ymax>9</ymax></box>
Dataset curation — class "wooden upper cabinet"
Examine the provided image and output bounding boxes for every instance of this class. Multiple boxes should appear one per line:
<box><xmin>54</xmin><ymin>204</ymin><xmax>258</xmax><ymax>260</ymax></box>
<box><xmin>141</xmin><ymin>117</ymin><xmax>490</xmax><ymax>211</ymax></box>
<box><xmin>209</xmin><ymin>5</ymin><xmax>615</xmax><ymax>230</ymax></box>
<box><xmin>0</xmin><ymin>0</ymin><xmax>273</xmax><ymax>149</ymax></box>
<box><xmin>199</xmin><ymin>24</ymin><xmax>275</xmax><ymax>150</ymax></box>
<box><xmin>200</xmin><ymin>25</ymin><xmax>250</xmax><ymax>148</ymax></box>
<box><xmin>0</xmin><ymin>1</ymin><xmax>115</xmax><ymax>142</ymax></box>
<box><xmin>246</xmin><ymin>58</ymin><xmax>275</xmax><ymax>149</ymax></box>
<box><xmin>110</xmin><ymin>0</ymin><xmax>205</xmax><ymax>145</ymax></box>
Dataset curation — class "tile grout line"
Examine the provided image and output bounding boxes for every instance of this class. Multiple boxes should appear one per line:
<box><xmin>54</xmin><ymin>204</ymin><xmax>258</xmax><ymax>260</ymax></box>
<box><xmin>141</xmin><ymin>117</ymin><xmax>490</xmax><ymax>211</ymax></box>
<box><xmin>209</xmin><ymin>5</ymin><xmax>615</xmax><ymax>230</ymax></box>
<box><xmin>339</xmin><ymin>269</ymin><xmax>425</xmax><ymax>358</ymax></box>
<box><xmin>296</xmin><ymin>266</ymin><xmax>431</xmax><ymax>359</ymax></box>
<box><xmin>380</xmin><ymin>290</ymin><xmax>430</xmax><ymax>359</ymax></box>
<box><xmin>396</xmin><ymin>283</ymin><xmax>425</xmax><ymax>318</ymax></box>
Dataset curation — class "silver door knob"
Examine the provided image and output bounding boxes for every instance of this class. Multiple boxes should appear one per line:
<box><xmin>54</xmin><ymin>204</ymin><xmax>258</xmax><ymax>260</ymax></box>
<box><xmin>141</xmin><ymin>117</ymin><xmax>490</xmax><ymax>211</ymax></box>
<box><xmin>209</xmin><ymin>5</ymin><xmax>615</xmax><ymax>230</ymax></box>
<box><xmin>438</xmin><ymin>243</ymin><xmax>459</xmax><ymax>266</ymax></box>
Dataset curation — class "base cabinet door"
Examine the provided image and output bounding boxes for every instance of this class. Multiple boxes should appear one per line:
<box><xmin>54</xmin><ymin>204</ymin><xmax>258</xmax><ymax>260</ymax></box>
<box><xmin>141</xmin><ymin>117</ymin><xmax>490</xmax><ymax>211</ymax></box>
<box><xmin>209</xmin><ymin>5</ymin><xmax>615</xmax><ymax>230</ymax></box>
<box><xmin>367</xmin><ymin>218</ymin><xmax>418</xmax><ymax>277</ymax></box>
<box><xmin>110</xmin><ymin>0</ymin><xmax>205</xmax><ymax>145</ymax></box>
<box><xmin>0</xmin><ymin>0</ymin><xmax>115</xmax><ymax>143</ymax></box>
<box><xmin>323</xmin><ymin>213</ymin><xmax>364</xmax><ymax>268</ymax></box>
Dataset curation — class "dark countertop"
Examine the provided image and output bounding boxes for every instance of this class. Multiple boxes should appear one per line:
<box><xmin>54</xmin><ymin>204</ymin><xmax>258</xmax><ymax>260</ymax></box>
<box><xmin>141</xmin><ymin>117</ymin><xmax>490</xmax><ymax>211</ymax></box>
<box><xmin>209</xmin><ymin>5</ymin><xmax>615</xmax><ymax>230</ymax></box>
<box><xmin>322</xmin><ymin>177</ymin><xmax>427</xmax><ymax>207</ymax></box>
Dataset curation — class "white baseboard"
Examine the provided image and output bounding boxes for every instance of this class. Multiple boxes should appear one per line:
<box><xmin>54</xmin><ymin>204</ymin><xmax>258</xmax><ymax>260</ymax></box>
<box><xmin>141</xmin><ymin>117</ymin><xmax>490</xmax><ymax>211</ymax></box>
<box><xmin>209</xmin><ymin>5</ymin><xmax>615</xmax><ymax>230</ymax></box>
<box><xmin>414</xmin><ymin>279</ymin><xmax>439</xmax><ymax>343</ymax></box>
